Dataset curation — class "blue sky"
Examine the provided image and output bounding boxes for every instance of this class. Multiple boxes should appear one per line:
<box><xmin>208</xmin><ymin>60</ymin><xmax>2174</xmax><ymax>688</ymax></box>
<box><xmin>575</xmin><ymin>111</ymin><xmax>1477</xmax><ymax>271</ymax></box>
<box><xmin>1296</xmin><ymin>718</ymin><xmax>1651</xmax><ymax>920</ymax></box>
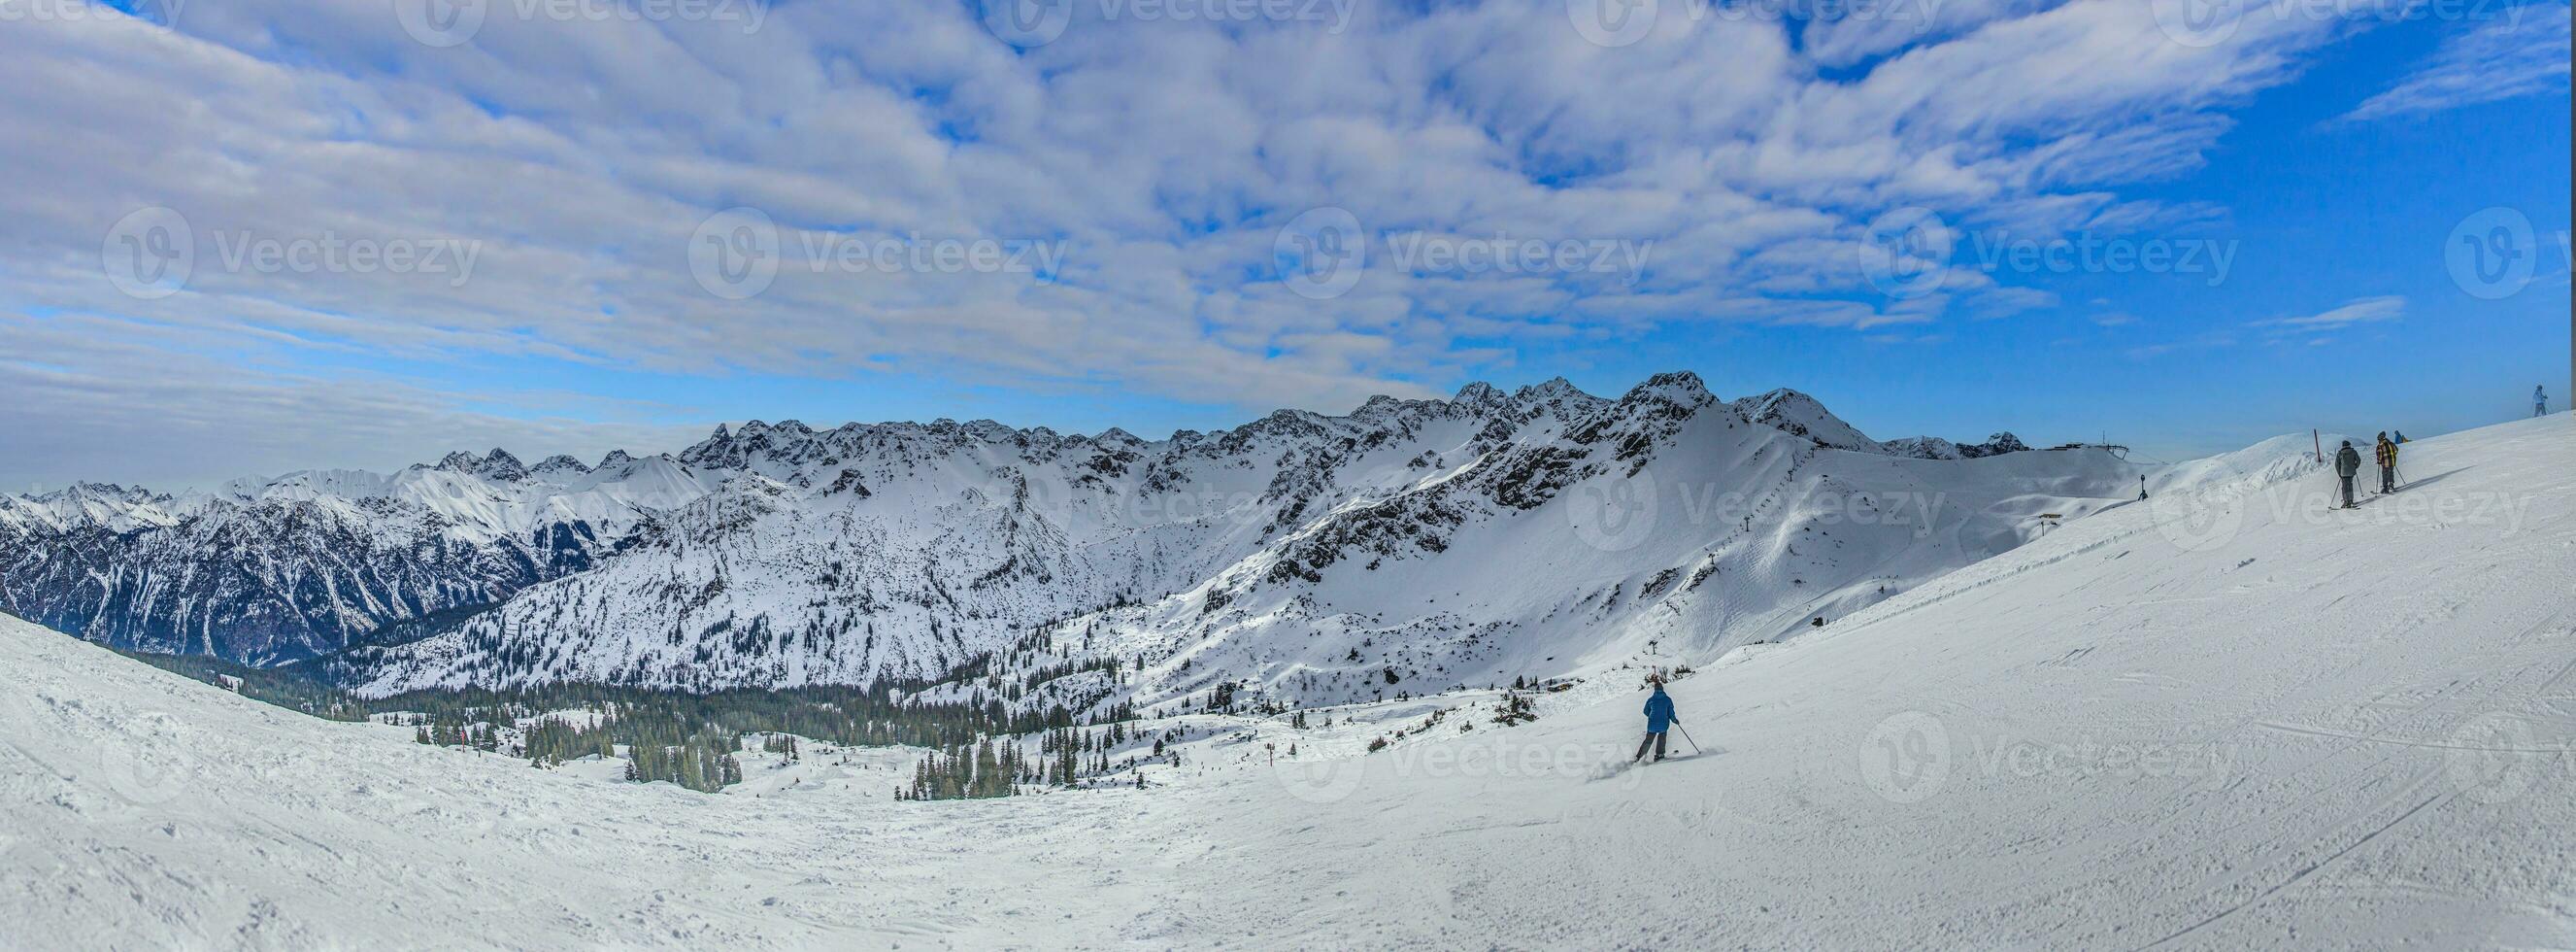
<box><xmin>0</xmin><ymin>0</ymin><xmax>2566</xmax><ymax>489</ymax></box>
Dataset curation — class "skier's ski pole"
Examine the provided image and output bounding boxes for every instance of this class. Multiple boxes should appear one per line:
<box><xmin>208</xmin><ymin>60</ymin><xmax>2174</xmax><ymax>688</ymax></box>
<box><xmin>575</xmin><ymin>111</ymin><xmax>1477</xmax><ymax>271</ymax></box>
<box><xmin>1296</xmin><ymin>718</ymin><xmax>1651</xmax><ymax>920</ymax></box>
<box><xmin>1675</xmin><ymin>725</ymin><xmax>1702</xmax><ymax>755</ymax></box>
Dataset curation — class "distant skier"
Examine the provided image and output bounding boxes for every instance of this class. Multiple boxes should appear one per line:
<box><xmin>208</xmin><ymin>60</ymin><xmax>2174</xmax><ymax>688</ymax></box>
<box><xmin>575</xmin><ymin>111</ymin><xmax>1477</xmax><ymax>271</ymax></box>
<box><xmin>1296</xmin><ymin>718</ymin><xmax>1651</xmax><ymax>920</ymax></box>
<box><xmin>2374</xmin><ymin>432</ymin><xmax>2398</xmax><ymax>493</ymax></box>
<box><xmin>2539</xmin><ymin>386</ymin><xmax>2551</xmax><ymax>418</ymax></box>
<box><xmin>1635</xmin><ymin>679</ymin><xmax>1679</xmax><ymax>763</ymax></box>
<box><xmin>2392</xmin><ymin>430</ymin><xmax>2408</xmax><ymax>444</ymax></box>
<box><xmin>2333</xmin><ymin>440</ymin><xmax>2361</xmax><ymax>509</ymax></box>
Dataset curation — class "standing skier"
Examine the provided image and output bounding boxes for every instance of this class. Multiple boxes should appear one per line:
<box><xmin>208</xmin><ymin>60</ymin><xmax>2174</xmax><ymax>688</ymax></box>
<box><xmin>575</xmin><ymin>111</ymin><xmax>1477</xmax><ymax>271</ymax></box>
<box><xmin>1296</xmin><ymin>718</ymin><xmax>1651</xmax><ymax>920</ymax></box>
<box><xmin>2374</xmin><ymin>432</ymin><xmax>2398</xmax><ymax>493</ymax></box>
<box><xmin>1635</xmin><ymin>679</ymin><xmax>1679</xmax><ymax>763</ymax></box>
<box><xmin>2334</xmin><ymin>440</ymin><xmax>2361</xmax><ymax>508</ymax></box>
<box><xmin>2539</xmin><ymin>386</ymin><xmax>2551</xmax><ymax>418</ymax></box>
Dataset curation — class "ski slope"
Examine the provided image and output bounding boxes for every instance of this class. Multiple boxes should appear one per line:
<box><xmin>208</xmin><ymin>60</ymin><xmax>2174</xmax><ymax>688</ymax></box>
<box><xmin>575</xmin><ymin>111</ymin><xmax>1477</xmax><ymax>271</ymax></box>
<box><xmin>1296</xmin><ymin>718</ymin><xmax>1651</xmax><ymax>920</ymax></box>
<box><xmin>2</xmin><ymin>415</ymin><xmax>2569</xmax><ymax>948</ymax></box>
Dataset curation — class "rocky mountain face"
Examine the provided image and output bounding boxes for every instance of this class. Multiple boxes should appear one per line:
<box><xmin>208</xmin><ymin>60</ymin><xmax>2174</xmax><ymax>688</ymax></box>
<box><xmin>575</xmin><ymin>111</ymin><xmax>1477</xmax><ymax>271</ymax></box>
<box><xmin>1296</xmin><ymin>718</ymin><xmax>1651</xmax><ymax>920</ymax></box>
<box><xmin>0</xmin><ymin>467</ymin><xmax>641</xmax><ymax>664</ymax></box>
<box><xmin>1733</xmin><ymin>389</ymin><xmax>2029</xmax><ymax>459</ymax></box>
<box><xmin>3</xmin><ymin>374</ymin><xmax>2138</xmax><ymax>711</ymax></box>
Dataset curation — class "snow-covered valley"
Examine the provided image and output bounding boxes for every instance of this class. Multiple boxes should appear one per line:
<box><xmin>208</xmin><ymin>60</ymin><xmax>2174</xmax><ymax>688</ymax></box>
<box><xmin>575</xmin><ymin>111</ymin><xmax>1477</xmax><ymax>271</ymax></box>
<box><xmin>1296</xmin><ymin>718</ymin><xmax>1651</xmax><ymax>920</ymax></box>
<box><xmin>4</xmin><ymin>414</ymin><xmax>2568</xmax><ymax>948</ymax></box>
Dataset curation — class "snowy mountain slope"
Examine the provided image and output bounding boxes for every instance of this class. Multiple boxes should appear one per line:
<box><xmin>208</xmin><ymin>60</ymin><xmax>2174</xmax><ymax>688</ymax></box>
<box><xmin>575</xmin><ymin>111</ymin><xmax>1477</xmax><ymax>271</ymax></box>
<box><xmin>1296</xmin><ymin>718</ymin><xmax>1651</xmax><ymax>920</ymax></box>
<box><xmin>1735</xmin><ymin>388</ymin><xmax>2031</xmax><ymax>459</ymax></box>
<box><xmin>330</xmin><ymin>374</ymin><xmax>2146</xmax><ymax>698</ymax></box>
<box><xmin>0</xmin><ymin>610</ymin><xmax>1175</xmax><ymax>949</ymax></box>
<box><xmin>320</xmin><ymin>386</ymin><xmax>1610</xmax><ymax>694</ymax></box>
<box><xmin>1063</xmin><ymin>376</ymin><xmax>2143</xmax><ymax>713</ymax></box>
<box><xmin>2</xmin><ymin>414</ymin><xmax>2565</xmax><ymax>948</ymax></box>
<box><xmin>6</xmin><ymin>373</ymin><xmax>2127</xmax><ymax>693</ymax></box>
<box><xmin>1154</xmin><ymin>412</ymin><xmax>2575</xmax><ymax>947</ymax></box>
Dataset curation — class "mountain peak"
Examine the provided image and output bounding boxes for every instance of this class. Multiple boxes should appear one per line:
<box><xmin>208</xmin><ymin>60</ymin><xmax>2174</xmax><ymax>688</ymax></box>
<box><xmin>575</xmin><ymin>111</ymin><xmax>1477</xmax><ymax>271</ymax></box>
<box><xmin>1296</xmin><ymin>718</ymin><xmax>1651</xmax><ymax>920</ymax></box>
<box><xmin>1737</xmin><ymin>386</ymin><xmax>1818</xmax><ymax>410</ymax></box>
<box><xmin>476</xmin><ymin>449</ymin><xmax>528</xmax><ymax>481</ymax></box>
<box><xmin>34</xmin><ymin>481</ymin><xmax>160</xmax><ymax>505</ymax></box>
<box><xmin>1452</xmin><ymin>381</ymin><xmax>1506</xmax><ymax>407</ymax></box>
<box><xmin>1624</xmin><ymin>371</ymin><xmax>1714</xmax><ymax>405</ymax></box>
<box><xmin>531</xmin><ymin>455</ymin><xmax>590</xmax><ymax>476</ymax></box>
<box><xmin>1516</xmin><ymin>376</ymin><xmax>1587</xmax><ymax>402</ymax></box>
<box><xmin>1730</xmin><ymin>388</ymin><xmax>1875</xmax><ymax>451</ymax></box>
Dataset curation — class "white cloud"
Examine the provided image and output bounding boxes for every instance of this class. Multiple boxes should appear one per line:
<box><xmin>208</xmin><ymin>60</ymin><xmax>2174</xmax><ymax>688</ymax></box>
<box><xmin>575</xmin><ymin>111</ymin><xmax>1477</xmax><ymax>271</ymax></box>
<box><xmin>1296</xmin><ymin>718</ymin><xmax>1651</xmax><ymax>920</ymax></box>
<box><xmin>2257</xmin><ymin>294</ymin><xmax>2407</xmax><ymax>332</ymax></box>
<box><xmin>0</xmin><ymin>0</ymin><xmax>2370</xmax><ymax>484</ymax></box>
<box><xmin>2124</xmin><ymin>330</ymin><xmax>2236</xmax><ymax>359</ymax></box>
<box><xmin>2343</xmin><ymin>4</ymin><xmax>2571</xmax><ymax>123</ymax></box>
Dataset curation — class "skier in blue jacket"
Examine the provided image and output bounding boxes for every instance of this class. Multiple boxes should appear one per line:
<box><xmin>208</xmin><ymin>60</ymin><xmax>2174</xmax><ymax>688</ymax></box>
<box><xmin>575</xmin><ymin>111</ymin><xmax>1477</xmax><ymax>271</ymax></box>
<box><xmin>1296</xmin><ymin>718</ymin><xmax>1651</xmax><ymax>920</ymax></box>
<box><xmin>1635</xmin><ymin>679</ymin><xmax>1679</xmax><ymax>763</ymax></box>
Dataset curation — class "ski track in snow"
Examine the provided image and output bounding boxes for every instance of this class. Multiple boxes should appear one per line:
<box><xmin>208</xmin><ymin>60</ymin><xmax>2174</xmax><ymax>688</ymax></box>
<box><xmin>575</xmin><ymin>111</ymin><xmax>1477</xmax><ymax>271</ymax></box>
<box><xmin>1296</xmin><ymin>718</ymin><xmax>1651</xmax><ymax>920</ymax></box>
<box><xmin>2</xmin><ymin>416</ymin><xmax>2571</xmax><ymax>948</ymax></box>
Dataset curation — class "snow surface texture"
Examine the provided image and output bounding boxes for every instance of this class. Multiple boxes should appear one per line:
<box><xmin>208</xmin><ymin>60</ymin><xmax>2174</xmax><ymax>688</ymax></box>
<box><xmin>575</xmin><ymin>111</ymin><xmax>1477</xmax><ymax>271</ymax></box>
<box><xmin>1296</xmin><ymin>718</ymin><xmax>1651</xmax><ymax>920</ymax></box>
<box><xmin>3</xmin><ymin>414</ymin><xmax>2567</xmax><ymax>948</ymax></box>
<box><xmin>1</xmin><ymin>373</ymin><xmax>2127</xmax><ymax>713</ymax></box>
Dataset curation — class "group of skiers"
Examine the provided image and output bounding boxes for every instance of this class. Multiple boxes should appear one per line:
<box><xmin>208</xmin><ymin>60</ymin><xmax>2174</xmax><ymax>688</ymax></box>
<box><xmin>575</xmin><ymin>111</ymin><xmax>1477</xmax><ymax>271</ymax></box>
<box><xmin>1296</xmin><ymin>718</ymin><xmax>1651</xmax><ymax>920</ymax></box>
<box><xmin>2329</xmin><ymin>387</ymin><xmax>2554</xmax><ymax>509</ymax></box>
<box><xmin>2331</xmin><ymin>431</ymin><xmax>2404</xmax><ymax>509</ymax></box>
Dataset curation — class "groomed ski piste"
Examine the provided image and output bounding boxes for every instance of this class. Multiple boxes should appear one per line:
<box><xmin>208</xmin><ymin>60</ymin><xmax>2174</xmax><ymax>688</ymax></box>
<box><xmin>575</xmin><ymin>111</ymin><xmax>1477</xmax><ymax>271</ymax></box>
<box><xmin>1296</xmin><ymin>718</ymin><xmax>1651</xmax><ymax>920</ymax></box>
<box><xmin>3</xmin><ymin>415</ymin><xmax>2569</xmax><ymax>948</ymax></box>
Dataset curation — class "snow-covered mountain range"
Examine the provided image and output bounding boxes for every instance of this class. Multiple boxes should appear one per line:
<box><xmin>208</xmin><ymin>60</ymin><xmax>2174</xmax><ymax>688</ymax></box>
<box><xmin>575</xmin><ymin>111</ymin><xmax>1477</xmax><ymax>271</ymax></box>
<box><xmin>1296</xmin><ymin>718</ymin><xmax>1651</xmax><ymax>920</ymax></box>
<box><xmin>1</xmin><ymin>373</ymin><xmax>2136</xmax><ymax>708</ymax></box>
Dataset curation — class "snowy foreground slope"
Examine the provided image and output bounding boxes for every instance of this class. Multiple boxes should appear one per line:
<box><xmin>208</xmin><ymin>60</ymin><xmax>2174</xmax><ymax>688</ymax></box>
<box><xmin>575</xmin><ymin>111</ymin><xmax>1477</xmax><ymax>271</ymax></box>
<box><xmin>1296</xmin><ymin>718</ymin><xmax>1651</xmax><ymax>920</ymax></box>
<box><xmin>3</xmin><ymin>415</ymin><xmax>2570</xmax><ymax>948</ymax></box>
